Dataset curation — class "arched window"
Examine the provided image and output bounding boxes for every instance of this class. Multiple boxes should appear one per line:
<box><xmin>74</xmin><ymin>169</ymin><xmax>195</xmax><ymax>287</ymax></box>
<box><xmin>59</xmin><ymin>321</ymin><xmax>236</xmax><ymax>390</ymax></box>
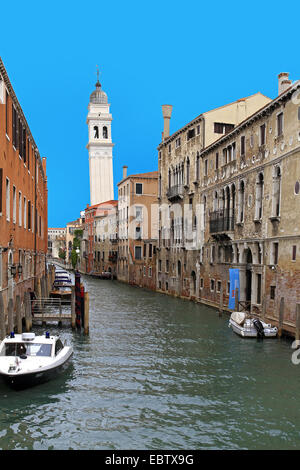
<box><xmin>272</xmin><ymin>166</ymin><xmax>281</xmax><ymax>217</ymax></box>
<box><xmin>186</xmin><ymin>157</ymin><xmax>190</xmax><ymax>185</ymax></box>
<box><xmin>196</xmin><ymin>152</ymin><xmax>200</xmax><ymax>180</ymax></box>
<box><xmin>93</xmin><ymin>126</ymin><xmax>99</xmax><ymax>139</ymax></box>
<box><xmin>103</xmin><ymin>126</ymin><xmax>108</xmax><ymax>139</ymax></box>
<box><xmin>238</xmin><ymin>180</ymin><xmax>245</xmax><ymax>223</ymax></box>
<box><xmin>255</xmin><ymin>172</ymin><xmax>264</xmax><ymax>220</ymax></box>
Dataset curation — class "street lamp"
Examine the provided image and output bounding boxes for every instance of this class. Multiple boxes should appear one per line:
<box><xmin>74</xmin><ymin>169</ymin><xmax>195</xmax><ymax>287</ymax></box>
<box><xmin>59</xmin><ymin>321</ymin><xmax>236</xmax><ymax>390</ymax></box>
<box><xmin>76</xmin><ymin>247</ymin><xmax>80</xmax><ymax>271</ymax></box>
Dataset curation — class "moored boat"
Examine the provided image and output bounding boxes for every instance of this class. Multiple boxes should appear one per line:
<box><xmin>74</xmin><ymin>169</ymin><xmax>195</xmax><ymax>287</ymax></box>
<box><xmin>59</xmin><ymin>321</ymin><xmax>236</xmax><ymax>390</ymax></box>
<box><xmin>229</xmin><ymin>311</ymin><xmax>278</xmax><ymax>338</ymax></box>
<box><xmin>0</xmin><ymin>332</ymin><xmax>73</xmax><ymax>390</ymax></box>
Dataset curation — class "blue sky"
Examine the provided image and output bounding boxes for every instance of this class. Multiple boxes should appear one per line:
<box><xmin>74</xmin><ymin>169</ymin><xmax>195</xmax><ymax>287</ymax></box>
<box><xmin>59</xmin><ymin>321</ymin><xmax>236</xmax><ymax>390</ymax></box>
<box><xmin>1</xmin><ymin>0</ymin><xmax>299</xmax><ymax>227</ymax></box>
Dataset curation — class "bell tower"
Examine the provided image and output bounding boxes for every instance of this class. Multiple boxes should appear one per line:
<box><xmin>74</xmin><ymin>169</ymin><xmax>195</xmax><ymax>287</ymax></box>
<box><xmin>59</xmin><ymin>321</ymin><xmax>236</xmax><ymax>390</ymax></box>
<box><xmin>87</xmin><ymin>69</ymin><xmax>114</xmax><ymax>205</ymax></box>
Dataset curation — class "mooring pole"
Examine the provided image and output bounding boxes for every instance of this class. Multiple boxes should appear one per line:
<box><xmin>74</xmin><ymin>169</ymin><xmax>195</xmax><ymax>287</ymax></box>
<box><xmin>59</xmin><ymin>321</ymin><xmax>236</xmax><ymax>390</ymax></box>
<box><xmin>84</xmin><ymin>292</ymin><xmax>89</xmax><ymax>336</ymax></box>
<box><xmin>75</xmin><ymin>271</ymin><xmax>81</xmax><ymax>329</ymax></box>
<box><xmin>80</xmin><ymin>284</ymin><xmax>85</xmax><ymax>329</ymax></box>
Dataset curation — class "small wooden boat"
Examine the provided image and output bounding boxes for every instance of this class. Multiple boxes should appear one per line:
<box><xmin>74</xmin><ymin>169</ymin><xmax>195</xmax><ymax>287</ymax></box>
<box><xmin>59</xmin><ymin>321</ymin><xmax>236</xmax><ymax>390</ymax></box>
<box><xmin>0</xmin><ymin>332</ymin><xmax>73</xmax><ymax>390</ymax></box>
<box><xmin>229</xmin><ymin>311</ymin><xmax>278</xmax><ymax>338</ymax></box>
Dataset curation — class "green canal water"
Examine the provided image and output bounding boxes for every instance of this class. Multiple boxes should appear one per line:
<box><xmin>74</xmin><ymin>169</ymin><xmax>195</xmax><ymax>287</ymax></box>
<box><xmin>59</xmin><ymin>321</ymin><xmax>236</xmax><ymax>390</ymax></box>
<box><xmin>0</xmin><ymin>275</ymin><xmax>299</xmax><ymax>450</ymax></box>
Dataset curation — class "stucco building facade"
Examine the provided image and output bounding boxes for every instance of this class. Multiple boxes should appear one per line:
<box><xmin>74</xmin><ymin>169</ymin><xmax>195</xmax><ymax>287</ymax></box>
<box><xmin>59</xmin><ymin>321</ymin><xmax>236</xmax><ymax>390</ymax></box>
<box><xmin>157</xmin><ymin>72</ymin><xmax>300</xmax><ymax>335</ymax></box>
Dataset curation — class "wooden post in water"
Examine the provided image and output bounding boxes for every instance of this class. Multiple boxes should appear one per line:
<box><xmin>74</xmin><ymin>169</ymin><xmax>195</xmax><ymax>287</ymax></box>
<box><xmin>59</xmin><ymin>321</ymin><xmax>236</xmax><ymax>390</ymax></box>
<box><xmin>219</xmin><ymin>284</ymin><xmax>223</xmax><ymax>317</ymax></box>
<box><xmin>235</xmin><ymin>287</ymin><xmax>239</xmax><ymax>312</ymax></box>
<box><xmin>84</xmin><ymin>292</ymin><xmax>89</xmax><ymax>335</ymax></box>
<box><xmin>16</xmin><ymin>295</ymin><xmax>22</xmax><ymax>334</ymax></box>
<box><xmin>75</xmin><ymin>271</ymin><xmax>81</xmax><ymax>329</ymax></box>
<box><xmin>71</xmin><ymin>286</ymin><xmax>76</xmax><ymax>329</ymax></box>
<box><xmin>24</xmin><ymin>292</ymin><xmax>32</xmax><ymax>332</ymax></box>
<box><xmin>296</xmin><ymin>304</ymin><xmax>300</xmax><ymax>342</ymax></box>
<box><xmin>278</xmin><ymin>297</ymin><xmax>284</xmax><ymax>338</ymax></box>
<box><xmin>7</xmin><ymin>298</ymin><xmax>14</xmax><ymax>334</ymax></box>
<box><xmin>0</xmin><ymin>292</ymin><xmax>6</xmax><ymax>340</ymax></box>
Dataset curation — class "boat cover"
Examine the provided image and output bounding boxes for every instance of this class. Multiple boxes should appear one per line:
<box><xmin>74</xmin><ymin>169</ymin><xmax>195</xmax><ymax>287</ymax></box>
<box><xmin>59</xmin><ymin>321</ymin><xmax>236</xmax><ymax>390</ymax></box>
<box><xmin>230</xmin><ymin>311</ymin><xmax>246</xmax><ymax>325</ymax></box>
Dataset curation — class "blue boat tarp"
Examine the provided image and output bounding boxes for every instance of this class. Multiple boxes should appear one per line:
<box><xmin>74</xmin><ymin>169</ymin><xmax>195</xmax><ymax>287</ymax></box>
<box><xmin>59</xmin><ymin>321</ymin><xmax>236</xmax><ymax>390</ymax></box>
<box><xmin>228</xmin><ymin>268</ymin><xmax>240</xmax><ymax>310</ymax></box>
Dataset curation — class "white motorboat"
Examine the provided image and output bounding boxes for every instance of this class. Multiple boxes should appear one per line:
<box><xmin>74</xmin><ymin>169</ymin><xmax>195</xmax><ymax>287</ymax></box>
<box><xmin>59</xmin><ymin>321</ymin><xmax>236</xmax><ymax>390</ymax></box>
<box><xmin>0</xmin><ymin>332</ymin><xmax>73</xmax><ymax>390</ymax></box>
<box><xmin>53</xmin><ymin>269</ymin><xmax>72</xmax><ymax>287</ymax></box>
<box><xmin>229</xmin><ymin>311</ymin><xmax>278</xmax><ymax>338</ymax></box>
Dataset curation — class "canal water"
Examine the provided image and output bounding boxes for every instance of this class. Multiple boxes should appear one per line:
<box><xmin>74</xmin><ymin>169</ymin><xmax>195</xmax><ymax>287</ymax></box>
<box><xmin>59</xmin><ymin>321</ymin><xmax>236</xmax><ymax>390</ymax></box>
<box><xmin>0</xmin><ymin>275</ymin><xmax>300</xmax><ymax>450</ymax></box>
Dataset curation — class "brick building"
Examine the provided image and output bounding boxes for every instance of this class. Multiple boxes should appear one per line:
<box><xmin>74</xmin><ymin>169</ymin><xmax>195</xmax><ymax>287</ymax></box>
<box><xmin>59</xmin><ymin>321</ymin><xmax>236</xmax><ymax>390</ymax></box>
<box><xmin>0</xmin><ymin>57</ymin><xmax>48</xmax><ymax>312</ymax></box>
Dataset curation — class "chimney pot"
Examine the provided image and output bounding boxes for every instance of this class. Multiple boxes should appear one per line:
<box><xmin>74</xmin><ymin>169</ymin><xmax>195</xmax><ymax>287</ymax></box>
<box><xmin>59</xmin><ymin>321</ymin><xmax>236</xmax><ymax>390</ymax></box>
<box><xmin>162</xmin><ymin>104</ymin><xmax>173</xmax><ymax>140</ymax></box>
<box><xmin>123</xmin><ymin>165</ymin><xmax>128</xmax><ymax>179</ymax></box>
<box><xmin>278</xmin><ymin>72</ymin><xmax>292</xmax><ymax>95</ymax></box>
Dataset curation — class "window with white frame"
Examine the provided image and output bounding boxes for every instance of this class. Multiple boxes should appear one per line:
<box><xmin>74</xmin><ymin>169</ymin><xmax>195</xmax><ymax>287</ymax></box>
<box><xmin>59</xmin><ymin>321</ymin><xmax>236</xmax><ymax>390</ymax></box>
<box><xmin>19</xmin><ymin>191</ymin><xmax>22</xmax><ymax>226</ymax></box>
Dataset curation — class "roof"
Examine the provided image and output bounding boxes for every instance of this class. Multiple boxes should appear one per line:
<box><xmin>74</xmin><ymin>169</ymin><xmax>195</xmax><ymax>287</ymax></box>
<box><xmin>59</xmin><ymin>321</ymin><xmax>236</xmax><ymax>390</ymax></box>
<box><xmin>118</xmin><ymin>171</ymin><xmax>158</xmax><ymax>186</ymax></box>
<box><xmin>158</xmin><ymin>92</ymin><xmax>272</xmax><ymax>149</ymax></box>
<box><xmin>200</xmin><ymin>80</ymin><xmax>300</xmax><ymax>156</ymax></box>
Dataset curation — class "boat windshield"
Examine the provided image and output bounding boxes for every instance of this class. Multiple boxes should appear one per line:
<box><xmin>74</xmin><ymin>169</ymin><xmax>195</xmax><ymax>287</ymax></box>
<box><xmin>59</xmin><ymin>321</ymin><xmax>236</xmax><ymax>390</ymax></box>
<box><xmin>5</xmin><ymin>343</ymin><xmax>52</xmax><ymax>357</ymax></box>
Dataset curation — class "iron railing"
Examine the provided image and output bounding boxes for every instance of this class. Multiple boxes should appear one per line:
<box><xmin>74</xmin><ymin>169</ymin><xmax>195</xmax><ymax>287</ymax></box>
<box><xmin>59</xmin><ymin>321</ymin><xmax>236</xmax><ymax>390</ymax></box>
<box><xmin>209</xmin><ymin>209</ymin><xmax>234</xmax><ymax>233</ymax></box>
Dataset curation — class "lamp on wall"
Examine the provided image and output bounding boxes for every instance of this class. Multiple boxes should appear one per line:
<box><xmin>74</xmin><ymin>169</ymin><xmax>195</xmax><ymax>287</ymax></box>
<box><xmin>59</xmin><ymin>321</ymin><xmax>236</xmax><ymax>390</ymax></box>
<box><xmin>17</xmin><ymin>264</ymin><xmax>23</xmax><ymax>275</ymax></box>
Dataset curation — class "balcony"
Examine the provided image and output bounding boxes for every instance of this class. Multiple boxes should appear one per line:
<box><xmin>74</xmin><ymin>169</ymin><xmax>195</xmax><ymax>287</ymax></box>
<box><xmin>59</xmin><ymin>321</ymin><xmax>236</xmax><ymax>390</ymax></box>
<box><xmin>209</xmin><ymin>209</ymin><xmax>234</xmax><ymax>234</ymax></box>
<box><xmin>166</xmin><ymin>184</ymin><xmax>185</xmax><ymax>201</ymax></box>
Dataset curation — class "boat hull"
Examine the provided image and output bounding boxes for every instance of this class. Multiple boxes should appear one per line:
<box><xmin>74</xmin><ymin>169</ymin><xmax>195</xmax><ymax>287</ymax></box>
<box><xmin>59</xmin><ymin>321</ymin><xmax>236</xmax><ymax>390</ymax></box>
<box><xmin>229</xmin><ymin>319</ymin><xmax>278</xmax><ymax>338</ymax></box>
<box><xmin>0</xmin><ymin>352</ymin><xmax>73</xmax><ymax>391</ymax></box>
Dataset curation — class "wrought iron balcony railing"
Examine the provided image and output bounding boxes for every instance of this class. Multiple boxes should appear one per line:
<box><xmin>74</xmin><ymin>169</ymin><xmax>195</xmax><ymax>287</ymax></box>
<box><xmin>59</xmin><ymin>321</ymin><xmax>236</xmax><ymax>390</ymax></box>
<box><xmin>166</xmin><ymin>184</ymin><xmax>185</xmax><ymax>200</ymax></box>
<box><xmin>209</xmin><ymin>209</ymin><xmax>234</xmax><ymax>233</ymax></box>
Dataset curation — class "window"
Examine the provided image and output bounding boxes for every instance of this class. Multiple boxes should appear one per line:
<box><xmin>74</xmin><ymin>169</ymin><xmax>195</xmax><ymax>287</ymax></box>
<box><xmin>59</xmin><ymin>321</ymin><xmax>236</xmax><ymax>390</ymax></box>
<box><xmin>135</xmin><ymin>246</ymin><xmax>142</xmax><ymax>260</ymax></box>
<box><xmin>187</xmin><ymin>128</ymin><xmax>195</xmax><ymax>140</ymax></box>
<box><xmin>196</xmin><ymin>153</ymin><xmax>200</xmax><ymax>180</ymax></box>
<box><xmin>149</xmin><ymin>243</ymin><xmax>152</xmax><ymax>258</ymax></box>
<box><xmin>210</xmin><ymin>279</ymin><xmax>215</xmax><ymax>291</ymax></box>
<box><xmin>135</xmin><ymin>206</ymin><xmax>143</xmax><ymax>221</ymax></box>
<box><xmin>12</xmin><ymin>186</ymin><xmax>16</xmax><ymax>224</ymax></box>
<box><xmin>238</xmin><ymin>180</ymin><xmax>245</xmax><ymax>223</ymax></box>
<box><xmin>6</xmin><ymin>178</ymin><xmax>10</xmax><ymax>221</ymax></box>
<box><xmin>55</xmin><ymin>339</ymin><xmax>63</xmax><ymax>356</ymax></box>
<box><xmin>271</xmin><ymin>242</ymin><xmax>279</xmax><ymax>265</ymax></box>
<box><xmin>200</xmin><ymin>278</ymin><xmax>204</xmax><ymax>289</ymax></box>
<box><xmin>135</xmin><ymin>183</ymin><xmax>142</xmax><ymax>195</ymax></box>
<box><xmin>215</xmin><ymin>152</ymin><xmax>219</xmax><ymax>170</ymax></box>
<box><xmin>260</xmin><ymin>124</ymin><xmax>266</xmax><ymax>145</ymax></box>
<box><xmin>217</xmin><ymin>281</ymin><xmax>222</xmax><ymax>293</ymax></box>
<box><xmin>24</xmin><ymin>197</ymin><xmax>27</xmax><ymax>229</ymax></box>
<box><xmin>186</xmin><ymin>158</ymin><xmax>190</xmax><ymax>185</ymax></box>
<box><xmin>166</xmin><ymin>259</ymin><xmax>169</xmax><ymax>272</ymax></box>
<box><xmin>103</xmin><ymin>126</ymin><xmax>108</xmax><ymax>138</ymax></box>
<box><xmin>240</xmin><ymin>136</ymin><xmax>245</xmax><ymax>156</ymax></box>
<box><xmin>292</xmin><ymin>245</ymin><xmax>297</xmax><ymax>261</ymax></box>
<box><xmin>168</xmin><ymin>144</ymin><xmax>171</xmax><ymax>153</ymax></box>
<box><xmin>214</xmin><ymin>122</ymin><xmax>234</xmax><ymax>134</ymax></box>
<box><xmin>149</xmin><ymin>267</ymin><xmax>152</xmax><ymax>278</ymax></box>
<box><xmin>277</xmin><ymin>112</ymin><xmax>283</xmax><ymax>136</ymax></box>
<box><xmin>270</xmin><ymin>285</ymin><xmax>276</xmax><ymax>300</ymax></box>
<box><xmin>204</xmin><ymin>159</ymin><xmax>208</xmax><ymax>176</ymax></box>
<box><xmin>255</xmin><ymin>173</ymin><xmax>264</xmax><ymax>219</ymax></box>
<box><xmin>272</xmin><ymin>166</ymin><xmax>281</xmax><ymax>217</ymax></box>
<box><xmin>28</xmin><ymin>200</ymin><xmax>31</xmax><ymax>230</ymax></box>
<box><xmin>175</xmin><ymin>137</ymin><xmax>181</xmax><ymax>148</ymax></box>
<box><xmin>93</xmin><ymin>126</ymin><xmax>99</xmax><ymax>138</ymax></box>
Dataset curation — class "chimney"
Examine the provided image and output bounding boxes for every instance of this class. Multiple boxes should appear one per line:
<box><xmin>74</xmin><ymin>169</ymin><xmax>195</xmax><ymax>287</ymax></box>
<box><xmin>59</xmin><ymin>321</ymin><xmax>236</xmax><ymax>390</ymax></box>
<box><xmin>278</xmin><ymin>72</ymin><xmax>292</xmax><ymax>95</ymax></box>
<box><xmin>123</xmin><ymin>165</ymin><xmax>128</xmax><ymax>179</ymax></box>
<box><xmin>162</xmin><ymin>104</ymin><xmax>173</xmax><ymax>140</ymax></box>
